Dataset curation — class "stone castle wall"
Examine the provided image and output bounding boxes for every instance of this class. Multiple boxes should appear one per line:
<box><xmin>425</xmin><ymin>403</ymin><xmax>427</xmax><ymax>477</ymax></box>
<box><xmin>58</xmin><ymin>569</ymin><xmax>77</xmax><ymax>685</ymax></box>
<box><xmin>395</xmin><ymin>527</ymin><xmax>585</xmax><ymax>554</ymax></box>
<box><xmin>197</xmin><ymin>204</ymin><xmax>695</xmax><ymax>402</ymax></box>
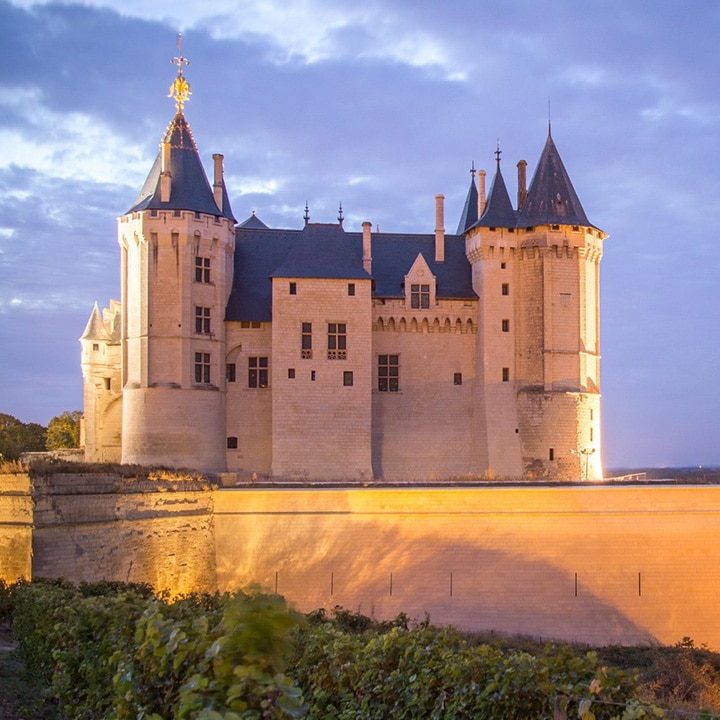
<box><xmin>0</xmin><ymin>473</ymin><xmax>33</xmax><ymax>583</ymax></box>
<box><xmin>5</xmin><ymin>473</ymin><xmax>720</xmax><ymax>651</ymax></box>
<box><xmin>30</xmin><ymin>471</ymin><xmax>216</xmax><ymax>593</ymax></box>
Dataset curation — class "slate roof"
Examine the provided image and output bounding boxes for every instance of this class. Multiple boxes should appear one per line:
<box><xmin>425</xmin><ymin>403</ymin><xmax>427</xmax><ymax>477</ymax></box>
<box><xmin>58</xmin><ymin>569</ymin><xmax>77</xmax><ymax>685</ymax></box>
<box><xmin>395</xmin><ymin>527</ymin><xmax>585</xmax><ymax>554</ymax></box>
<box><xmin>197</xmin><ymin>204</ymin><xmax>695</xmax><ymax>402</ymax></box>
<box><xmin>127</xmin><ymin>113</ymin><xmax>234</xmax><ymax>220</ymax></box>
<box><xmin>80</xmin><ymin>303</ymin><xmax>111</xmax><ymax>342</ymax></box>
<box><xmin>226</xmin><ymin>221</ymin><xmax>475</xmax><ymax>322</ymax></box>
<box><xmin>456</xmin><ymin>174</ymin><xmax>479</xmax><ymax>234</ymax></box>
<box><xmin>472</xmin><ymin>163</ymin><xmax>518</xmax><ymax>229</ymax></box>
<box><xmin>516</xmin><ymin>132</ymin><xmax>593</xmax><ymax>228</ymax></box>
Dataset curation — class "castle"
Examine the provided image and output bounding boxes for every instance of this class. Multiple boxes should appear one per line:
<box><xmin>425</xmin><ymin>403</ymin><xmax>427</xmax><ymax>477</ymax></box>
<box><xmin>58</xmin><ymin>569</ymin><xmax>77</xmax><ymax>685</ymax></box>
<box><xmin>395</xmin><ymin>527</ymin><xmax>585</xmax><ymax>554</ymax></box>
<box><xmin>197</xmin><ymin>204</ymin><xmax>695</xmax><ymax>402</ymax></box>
<box><xmin>80</xmin><ymin>56</ymin><xmax>606</xmax><ymax>482</ymax></box>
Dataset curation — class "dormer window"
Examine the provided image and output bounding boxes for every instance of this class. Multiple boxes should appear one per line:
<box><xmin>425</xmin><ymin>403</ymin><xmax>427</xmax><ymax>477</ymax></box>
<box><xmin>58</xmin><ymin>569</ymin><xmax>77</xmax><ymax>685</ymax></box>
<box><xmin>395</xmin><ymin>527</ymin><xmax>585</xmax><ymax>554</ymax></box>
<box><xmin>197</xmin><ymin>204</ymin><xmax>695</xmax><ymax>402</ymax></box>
<box><xmin>404</xmin><ymin>253</ymin><xmax>437</xmax><ymax>309</ymax></box>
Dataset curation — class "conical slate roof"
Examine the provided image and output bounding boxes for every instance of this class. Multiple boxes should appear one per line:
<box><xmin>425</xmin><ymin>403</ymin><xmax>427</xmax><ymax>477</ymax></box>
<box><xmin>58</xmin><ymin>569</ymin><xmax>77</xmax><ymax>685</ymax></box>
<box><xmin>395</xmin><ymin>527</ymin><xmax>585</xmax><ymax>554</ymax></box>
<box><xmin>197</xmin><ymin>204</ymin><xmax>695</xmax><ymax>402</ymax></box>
<box><xmin>239</xmin><ymin>211</ymin><xmax>269</xmax><ymax>229</ymax></box>
<box><xmin>516</xmin><ymin>132</ymin><xmax>591</xmax><ymax>228</ymax></box>
<box><xmin>472</xmin><ymin>163</ymin><xmax>517</xmax><ymax>229</ymax></box>
<box><xmin>456</xmin><ymin>173</ymin><xmax>478</xmax><ymax>234</ymax></box>
<box><xmin>127</xmin><ymin>113</ymin><xmax>232</xmax><ymax>219</ymax></box>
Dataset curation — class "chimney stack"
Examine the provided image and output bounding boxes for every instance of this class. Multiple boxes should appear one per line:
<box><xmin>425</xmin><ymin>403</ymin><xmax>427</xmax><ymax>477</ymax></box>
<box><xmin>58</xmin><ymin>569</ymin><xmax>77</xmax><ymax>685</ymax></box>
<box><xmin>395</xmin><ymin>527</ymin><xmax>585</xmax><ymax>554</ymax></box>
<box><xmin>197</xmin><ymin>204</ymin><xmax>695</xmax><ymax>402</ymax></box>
<box><xmin>477</xmin><ymin>169</ymin><xmax>487</xmax><ymax>217</ymax></box>
<box><xmin>517</xmin><ymin>159</ymin><xmax>527</xmax><ymax>210</ymax></box>
<box><xmin>213</xmin><ymin>154</ymin><xmax>224</xmax><ymax>212</ymax></box>
<box><xmin>362</xmin><ymin>221</ymin><xmax>372</xmax><ymax>275</ymax></box>
<box><xmin>160</xmin><ymin>141</ymin><xmax>171</xmax><ymax>203</ymax></box>
<box><xmin>435</xmin><ymin>194</ymin><xmax>445</xmax><ymax>263</ymax></box>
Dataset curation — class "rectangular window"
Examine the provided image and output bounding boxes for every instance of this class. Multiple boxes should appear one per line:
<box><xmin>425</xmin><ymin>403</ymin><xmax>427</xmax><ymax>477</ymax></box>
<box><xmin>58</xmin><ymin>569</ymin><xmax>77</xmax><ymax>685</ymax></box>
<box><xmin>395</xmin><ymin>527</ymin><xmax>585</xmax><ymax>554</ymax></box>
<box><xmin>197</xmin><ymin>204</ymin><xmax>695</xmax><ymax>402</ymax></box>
<box><xmin>502</xmin><ymin>367</ymin><xmax>510</xmax><ymax>382</ymax></box>
<box><xmin>590</xmin><ymin>427</ymin><xmax>594</xmax><ymax>442</ymax></box>
<box><xmin>410</xmin><ymin>283</ymin><xmax>430</xmax><ymax>309</ymax></box>
<box><xmin>194</xmin><ymin>352</ymin><xmax>211</xmax><ymax>384</ymax></box>
<box><xmin>92</xmin><ymin>343</ymin><xmax>99</xmax><ymax>352</ymax></box>
<box><xmin>343</xmin><ymin>371</ymin><xmax>354</xmax><ymax>386</ymax></box>
<box><xmin>289</xmin><ymin>282</ymin><xmax>297</xmax><ymax>295</ymax></box>
<box><xmin>227</xmin><ymin>437</ymin><xmax>238</xmax><ymax>449</ymax></box>
<box><xmin>288</xmin><ymin>368</ymin><xmax>295</xmax><ymax>379</ymax></box>
<box><xmin>195</xmin><ymin>306</ymin><xmax>211</xmax><ymax>334</ymax></box>
<box><xmin>348</xmin><ymin>283</ymin><xmax>355</xmax><ymax>296</ymax></box>
<box><xmin>549</xmin><ymin>448</ymin><xmax>555</xmax><ymax>461</ymax></box>
<box><xmin>103</xmin><ymin>378</ymin><xmax>111</xmax><ymax>390</ymax></box>
<box><xmin>327</xmin><ymin>323</ymin><xmax>347</xmax><ymax>360</ymax></box>
<box><xmin>378</xmin><ymin>354</ymin><xmax>399</xmax><ymax>392</ymax></box>
<box><xmin>248</xmin><ymin>356</ymin><xmax>269</xmax><ymax>388</ymax></box>
<box><xmin>501</xmin><ymin>262</ymin><xmax>506</xmax><ymax>269</ymax></box>
<box><xmin>195</xmin><ymin>256</ymin><xmax>211</xmax><ymax>283</ymax></box>
<box><xmin>501</xmin><ymin>319</ymin><xmax>510</xmax><ymax>332</ymax></box>
<box><xmin>502</xmin><ymin>283</ymin><xmax>509</xmax><ymax>296</ymax></box>
<box><xmin>301</xmin><ymin>322</ymin><xmax>312</xmax><ymax>358</ymax></box>
<box><xmin>454</xmin><ymin>373</ymin><xmax>462</xmax><ymax>385</ymax></box>
<box><xmin>226</xmin><ymin>363</ymin><xmax>236</xmax><ymax>382</ymax></box>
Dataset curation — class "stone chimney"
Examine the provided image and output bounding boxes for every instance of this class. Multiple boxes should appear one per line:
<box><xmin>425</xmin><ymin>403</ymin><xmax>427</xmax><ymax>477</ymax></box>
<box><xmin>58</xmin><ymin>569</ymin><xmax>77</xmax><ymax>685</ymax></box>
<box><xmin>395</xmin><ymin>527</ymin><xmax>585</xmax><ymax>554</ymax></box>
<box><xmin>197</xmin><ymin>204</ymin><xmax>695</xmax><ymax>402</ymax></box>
<box><xmin>478</xmin><ymin>169</ymin><xmax>487</xmax><ymax>217</ymax></box>
<box><xmin>434</xmin><ymin>194</ymin><xmax>445</xmax><ymax>263</ymax></box>
<box><xmin>160</xmin><ymin>141</ymin><xmax>171</xmax><ymax>203</ymax></box>
<box><xmin>362</xmin><ymin>221</ymin><xmax>372</xmax><ymax>275</ymax></box>
<box><xmin>213</xmin><ymin>154</ymin><xmax>224</xmax><ymax>212</ymax></box>
<box><xmin>517</xmin><ymin>159</ymin><xmax>527</xmax><ymax>210</ymax></box>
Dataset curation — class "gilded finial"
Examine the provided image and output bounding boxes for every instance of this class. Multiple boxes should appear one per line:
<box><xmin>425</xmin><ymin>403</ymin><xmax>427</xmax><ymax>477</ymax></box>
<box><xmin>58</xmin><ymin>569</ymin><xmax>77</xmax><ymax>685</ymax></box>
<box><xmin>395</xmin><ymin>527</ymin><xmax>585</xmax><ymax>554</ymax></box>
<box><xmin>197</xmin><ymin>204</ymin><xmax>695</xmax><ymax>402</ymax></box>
<box><xmin>338</xmin><ymin>201</ymin><xmax>344</xmax><ymax>226</ymax></box>
<box><xmin>169</xmin><ymin>32</ymin><xmax>191</xmax><ymax>113</ymax></box>
<box><xmin>495</xmin><ymin>141</ymin><xmax>502</xmax><ymax>166</ymax></box>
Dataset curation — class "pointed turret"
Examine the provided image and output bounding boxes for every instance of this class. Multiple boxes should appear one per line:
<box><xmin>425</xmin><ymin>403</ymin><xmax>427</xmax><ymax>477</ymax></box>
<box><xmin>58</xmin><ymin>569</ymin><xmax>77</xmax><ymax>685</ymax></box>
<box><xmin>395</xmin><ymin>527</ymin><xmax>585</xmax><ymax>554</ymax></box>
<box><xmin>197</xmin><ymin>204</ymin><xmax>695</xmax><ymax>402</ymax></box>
<box><xmin>516</xmin><ymin>131</ymin><xmax>592</xmax><ymax>228</ymax></box>
<box><xmin>80</xmin><ymin>302</ymin><xmax>112</xmax><ymax>342</ymax></box>
<box><xmin>473</xmin><ymin>150</ymin><xmax>517</xmax><ymax>228</ymax></box>
<box><xmin>456</xmin><ymin>164</ymin><xmax>479</xmax><ymax>234</ymax></box>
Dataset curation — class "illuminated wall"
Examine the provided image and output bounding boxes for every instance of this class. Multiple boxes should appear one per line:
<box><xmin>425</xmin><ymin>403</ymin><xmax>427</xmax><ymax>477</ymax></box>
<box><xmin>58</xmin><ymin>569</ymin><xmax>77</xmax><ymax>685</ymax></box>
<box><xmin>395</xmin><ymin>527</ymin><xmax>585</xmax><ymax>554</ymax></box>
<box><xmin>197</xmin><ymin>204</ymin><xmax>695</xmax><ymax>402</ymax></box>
<box><xmin>215</xmin><ymin>485</ymin><xmax>720</xmax><ymax>649</ymax></box>
<box><xmin>0</xmin><ymin>473</ymin><xmax>32</xmax><ymax>583</ymax></box>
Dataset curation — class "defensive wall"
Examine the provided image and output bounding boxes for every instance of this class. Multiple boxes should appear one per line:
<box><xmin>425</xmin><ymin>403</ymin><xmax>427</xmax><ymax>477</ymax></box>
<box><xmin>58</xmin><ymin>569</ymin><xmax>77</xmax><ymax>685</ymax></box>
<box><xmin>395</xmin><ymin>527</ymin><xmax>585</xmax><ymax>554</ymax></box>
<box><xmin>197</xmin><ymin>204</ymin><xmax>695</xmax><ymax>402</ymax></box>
<box><xmin>3</xmin><ymin>471</ymin><xmax>720</xmax><ymax>650</ymax></box>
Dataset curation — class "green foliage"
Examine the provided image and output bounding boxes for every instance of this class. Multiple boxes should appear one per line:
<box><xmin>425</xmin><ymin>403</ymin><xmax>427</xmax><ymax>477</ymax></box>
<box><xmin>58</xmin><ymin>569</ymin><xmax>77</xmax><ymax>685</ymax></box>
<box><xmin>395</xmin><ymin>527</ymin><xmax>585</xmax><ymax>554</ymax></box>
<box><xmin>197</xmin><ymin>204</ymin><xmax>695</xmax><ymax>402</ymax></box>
<box><xmin>0</xmin><ymin>412</ymin><xmax>46</xmax><ymax>459</ymax></box>
<box><xmin>46</xmin><ymin>410</ymin><xmax>82</xmax><ymax>450</ymax></box>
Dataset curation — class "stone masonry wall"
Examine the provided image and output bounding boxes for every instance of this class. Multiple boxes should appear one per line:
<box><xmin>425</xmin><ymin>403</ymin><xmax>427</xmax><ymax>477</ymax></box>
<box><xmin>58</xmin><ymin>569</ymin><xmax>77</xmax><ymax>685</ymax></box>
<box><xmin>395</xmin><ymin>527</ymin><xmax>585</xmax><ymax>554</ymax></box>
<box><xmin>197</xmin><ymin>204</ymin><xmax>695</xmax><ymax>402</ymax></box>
<box><xmin>214</xmin><ymin>484</ymin><xmax>720</xmax><ymax>650</ymax></box>
<box><xmin>31</xmin><ymin>472</ymin><xmax>217</xmax><ymax>594</ymax></box>
<box><xmin>0</xmin><ymin>473</ymin><xmax>32</xmax><ymax>583</ymax></box>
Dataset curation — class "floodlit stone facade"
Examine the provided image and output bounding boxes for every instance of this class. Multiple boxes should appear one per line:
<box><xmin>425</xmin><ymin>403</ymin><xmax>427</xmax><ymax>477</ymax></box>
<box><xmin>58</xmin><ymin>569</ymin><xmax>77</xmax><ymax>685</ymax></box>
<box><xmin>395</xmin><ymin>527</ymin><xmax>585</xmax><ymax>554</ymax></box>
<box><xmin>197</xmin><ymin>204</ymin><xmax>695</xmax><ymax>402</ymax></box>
<box><xmin>81</xmin><ymin>64</ymin><xmax>606</xmax><ymax>481</ymax></box>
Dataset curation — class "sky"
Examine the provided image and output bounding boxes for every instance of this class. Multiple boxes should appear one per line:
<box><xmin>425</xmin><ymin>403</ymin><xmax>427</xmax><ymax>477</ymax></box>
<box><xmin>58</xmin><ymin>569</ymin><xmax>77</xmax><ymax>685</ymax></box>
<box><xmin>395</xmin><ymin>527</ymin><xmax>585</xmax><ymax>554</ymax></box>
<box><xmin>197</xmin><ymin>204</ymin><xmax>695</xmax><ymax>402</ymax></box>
<box><xmin>0</xmin><ymin>0</ymin><xmax>718</xmax><ymax>470</ymax></box>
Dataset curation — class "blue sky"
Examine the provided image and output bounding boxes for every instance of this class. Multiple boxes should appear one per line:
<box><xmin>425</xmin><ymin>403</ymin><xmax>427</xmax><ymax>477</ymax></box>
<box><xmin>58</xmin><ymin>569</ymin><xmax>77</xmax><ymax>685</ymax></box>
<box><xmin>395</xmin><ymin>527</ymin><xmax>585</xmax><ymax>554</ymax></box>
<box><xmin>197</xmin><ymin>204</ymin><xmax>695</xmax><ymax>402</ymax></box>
<box><xmin>0</xmin><ymin>0</ymin><xmax>718</xmax><ymax>469</ymax></box>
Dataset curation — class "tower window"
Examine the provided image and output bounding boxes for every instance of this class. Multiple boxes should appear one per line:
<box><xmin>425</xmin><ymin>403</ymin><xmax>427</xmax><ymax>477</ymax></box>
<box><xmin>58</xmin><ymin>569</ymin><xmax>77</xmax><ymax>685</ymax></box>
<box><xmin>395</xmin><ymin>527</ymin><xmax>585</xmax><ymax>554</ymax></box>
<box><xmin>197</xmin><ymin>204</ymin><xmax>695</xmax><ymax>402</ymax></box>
<box><xmin>343</xmin><ymin>371</ymin><xmax>354</xmax><ymax>386</ymax></box>
<box><xmin>327</xmin><ymin>323</ymin><xmax>347</xmax><ymax>360</ymax></box>
<box><xmin>454</xmin><ymin>373</ymin><xmax>462</xmax><ymax>385</ymax></box>
<box><xmin>501</xmin><ymin>262</ymin><xmax>507</xmax><ymax>269</ymax></box>
<box><xmin>194</xmin><ymin>353</ymin><xmax>211</xmax><ymax>384</ymax></box>
<box><xmin>288</xmin><ymin>368</ymin><xmax>295</xmax><ymax>379</ymax></box>
<box><xmin>92</xmin><ymin>343</ymin><xmax>99</xmax><ymax>352</ymax></box>
<box><xmin>227</xmin><ymin>437</ymin><xmax>238</xmax><ymax>449</ymax></box>
<box><xmin>173</xmin><ymin>209</ymin><xmax>182</xmax><ymax>218</ymax></box>
<box><xmin>410</xmin><ymin>284</ymin><xmax>430</xmax><ymax>309</ymax></box>
<box><xmin>248</xmin><ymin>357</ymin><xmax>269</xmax><ymax>388</ymax></box>
<box><xmin>226</xmin><ymin>363</ymin><xmax>236</xmax><ymax>382</ymax></box>
<box><xmin>501</xmin><ymin>283</ymin><xmax>509</xmax><ymax>296</ymax></box>
<box><xmin>301</xmin><ymin>322</ymin><xmax>312</xmax><ymax>358</ymax></box>
<box><xmin>549</xmin><ymin>448</ymin><xmax>555</xmax><ymax>461</ymax></box>
<box><xmin>195</xmin><ymin>256</ymin><xmax>211</xmax><ymax>283</ymax></box>
<box><xmin>103</xmin><ymin>378</ymin><xmax>111</xmax><ymax>390</ymax></box>
<box><xmin>348</xmin><ymin>283</ymin><xmax>355</xmax><ymax>296</ymax></box>
<box><xmin>195</xmin><ymin>306</ymin><xmax>211</xmax><ymax>334</ymax></box>
<box><xmin>501</xmin><ymin>319</ymin><xmax>510</xmax><ymax>332</ymax></box>
<box><xmin>289</xmin><ymin>282</ymin><xmax>297</xmax><ymax>295</ymax></box>
<box><xmin>502</xmin><ymin>367</ymin><xmax>510</xmax><ymax>382</ymax></box>
<box><xmin>378</xmin><ymin>354</ymin><xmax>399</xmax><ymax>392</ymax></box>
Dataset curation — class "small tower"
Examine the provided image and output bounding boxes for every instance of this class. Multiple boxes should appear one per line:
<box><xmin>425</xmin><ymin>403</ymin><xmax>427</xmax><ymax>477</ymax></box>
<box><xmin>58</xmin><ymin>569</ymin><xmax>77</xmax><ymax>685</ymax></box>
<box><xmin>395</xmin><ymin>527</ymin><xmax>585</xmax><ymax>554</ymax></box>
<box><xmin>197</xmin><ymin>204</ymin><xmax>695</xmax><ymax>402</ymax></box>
<box><xmin>118</xmin><ymin>40</ymin><xmax>236</xmax><ymax>472</ymax></box>
<box><xmin>80</xmin><ymin>301</ymin><xmax>122</xmax><ymax>462</ymax></box>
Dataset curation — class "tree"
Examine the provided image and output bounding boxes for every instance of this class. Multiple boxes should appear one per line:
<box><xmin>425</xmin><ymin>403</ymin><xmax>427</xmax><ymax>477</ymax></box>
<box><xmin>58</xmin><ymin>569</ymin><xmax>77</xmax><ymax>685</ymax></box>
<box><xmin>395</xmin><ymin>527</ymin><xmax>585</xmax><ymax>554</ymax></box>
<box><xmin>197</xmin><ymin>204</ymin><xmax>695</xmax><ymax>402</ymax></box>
<box><xmin>0</xmin><ymin>413</ymin><xmax>47</xmax><ymax>459</ymax></box>
<box><xmin>46</xmin><ymin>411</ymin><xmax>82</xmax><ymax>450</ymax></box>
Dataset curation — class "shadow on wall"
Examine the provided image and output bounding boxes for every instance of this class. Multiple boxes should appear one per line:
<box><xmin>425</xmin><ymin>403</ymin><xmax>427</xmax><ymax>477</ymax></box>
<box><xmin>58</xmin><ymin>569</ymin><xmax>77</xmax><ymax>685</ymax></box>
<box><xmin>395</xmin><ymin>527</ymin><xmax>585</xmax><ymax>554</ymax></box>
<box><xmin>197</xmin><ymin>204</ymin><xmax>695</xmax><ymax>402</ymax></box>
<box><xmin>216</xmin><ymin>516</ymin><xmax>654</xmax><ymax>647</ymax></box>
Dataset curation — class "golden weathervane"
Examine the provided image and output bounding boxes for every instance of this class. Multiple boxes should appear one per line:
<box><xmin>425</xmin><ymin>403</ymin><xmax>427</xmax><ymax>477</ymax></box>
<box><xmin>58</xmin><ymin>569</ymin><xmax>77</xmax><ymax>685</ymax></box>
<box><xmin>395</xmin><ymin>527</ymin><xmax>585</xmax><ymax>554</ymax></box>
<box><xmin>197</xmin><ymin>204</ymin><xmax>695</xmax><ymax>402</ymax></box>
<box><xmin>169</xmin><ymin>32</ymin><xmax>191</xmax><ymax>112</ymax></box>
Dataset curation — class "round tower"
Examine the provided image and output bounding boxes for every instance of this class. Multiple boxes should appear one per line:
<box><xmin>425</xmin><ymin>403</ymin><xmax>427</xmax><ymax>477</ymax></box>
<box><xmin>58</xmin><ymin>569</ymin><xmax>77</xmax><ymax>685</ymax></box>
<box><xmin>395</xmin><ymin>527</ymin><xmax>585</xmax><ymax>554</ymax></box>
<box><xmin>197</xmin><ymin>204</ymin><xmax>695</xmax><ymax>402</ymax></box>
<box><xmin>119</xmin><ymin>47</ymin><xmax>236</xmax><ymax>472</ymax></box>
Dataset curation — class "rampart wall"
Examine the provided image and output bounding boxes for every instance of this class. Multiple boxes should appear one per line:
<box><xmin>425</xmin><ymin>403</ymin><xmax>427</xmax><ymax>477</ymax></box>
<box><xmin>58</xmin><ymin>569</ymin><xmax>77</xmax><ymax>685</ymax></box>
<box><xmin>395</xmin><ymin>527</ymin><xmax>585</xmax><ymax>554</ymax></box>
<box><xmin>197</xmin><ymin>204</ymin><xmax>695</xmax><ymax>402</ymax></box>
<box><xmin>214</xmin><ymin>484</ymin><xmax>720</xmax><ymax>649</ymax></box>
<box><xmin>4</xmin><ymin>474</ymin><xmax>720</xmax><ymax>650</ymax></box>
<box><xmin>30</xmin><ymin>472</ymin><xmax>216</xmax><ymax>593</ymax></box>
<box><xmin>0</xmin><ymin>473</ymin><xmax>32</xmax><ymax>582</ymax></box>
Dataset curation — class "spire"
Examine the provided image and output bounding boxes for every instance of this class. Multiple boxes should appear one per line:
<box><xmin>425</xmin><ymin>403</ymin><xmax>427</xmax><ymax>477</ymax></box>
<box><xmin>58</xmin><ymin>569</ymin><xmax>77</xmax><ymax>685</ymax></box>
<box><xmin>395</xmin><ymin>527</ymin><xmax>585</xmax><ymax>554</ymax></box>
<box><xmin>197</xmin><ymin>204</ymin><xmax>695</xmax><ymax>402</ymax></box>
<box><xmin>516</xmin><ymin>131</ymin><xmax>593</xmax><ymax>228</ymax></box>
<box><xmin>338</xmin><ymin>201</ymin><xmax>344</xmax><ymax>227</ymax></box>
<box><xmin>169</xmin><ymin>33</ymin><xmax>191</xmax><ymax>113</ymax></box>
<box><xmin>80</xmin><ymin>303</ymin><xmax>112</xmax><ymax>342</ymax></box>
<box><xmin>472</xmin><ymin>147</ymin><xmax>517</xmax><ymax>229</ymax></box>
<box><xmin>304</xmin><ymin>202</ymin><xmax>310</xmax><ymax>226</ymax></box>
<box><xmin>456</xmin><ymin>162</ymin><xmax>479</xmax><ymax>234</ymax></box>
<box><xmin>126</xmin><ymin>40</ymin><xmax>232</xmax><ymax>219</ymax></box>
